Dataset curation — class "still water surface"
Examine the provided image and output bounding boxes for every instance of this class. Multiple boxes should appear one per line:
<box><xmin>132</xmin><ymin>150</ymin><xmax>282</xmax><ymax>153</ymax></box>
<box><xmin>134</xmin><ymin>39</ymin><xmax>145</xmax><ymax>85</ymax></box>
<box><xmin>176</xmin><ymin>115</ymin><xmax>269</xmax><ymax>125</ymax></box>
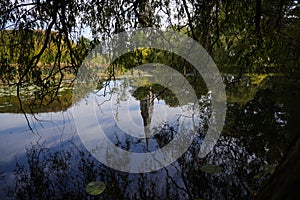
<box><xmin>0</xmin><ymin>75</ymin><xmax>299</xmax><ymax>199</ymax></box>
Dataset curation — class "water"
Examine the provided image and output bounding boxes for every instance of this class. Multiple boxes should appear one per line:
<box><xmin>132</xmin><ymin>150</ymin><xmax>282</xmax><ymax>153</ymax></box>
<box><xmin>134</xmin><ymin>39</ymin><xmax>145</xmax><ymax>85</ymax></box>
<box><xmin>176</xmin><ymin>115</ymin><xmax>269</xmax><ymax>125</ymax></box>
<box><xmin>0</xmin><ymin>75</ymin><xmax>299</xmax><ymax>199</ymax></box>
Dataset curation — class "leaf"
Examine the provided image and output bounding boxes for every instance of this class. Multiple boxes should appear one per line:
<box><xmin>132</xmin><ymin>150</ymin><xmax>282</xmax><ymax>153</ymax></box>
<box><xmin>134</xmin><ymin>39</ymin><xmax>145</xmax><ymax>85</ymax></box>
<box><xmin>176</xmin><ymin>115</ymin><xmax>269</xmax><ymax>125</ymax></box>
<box><xmin>200</xmin><ymin>164</ymin><xmax>222</xmax><ymax>174</ymax></box>
<box><xmin>85</xmin><ymin>181</ymin><xmax>106</xmax><ymax>195</ymax></box>
<box><xmin>254</xmin><ymin>164</ymin><xmax>277</xmax><ymax>179</ymax></box>
<box><xmin>259</xmin><ymin>164</ymin><xmax>276</xmax><ymax>174</ymax></box>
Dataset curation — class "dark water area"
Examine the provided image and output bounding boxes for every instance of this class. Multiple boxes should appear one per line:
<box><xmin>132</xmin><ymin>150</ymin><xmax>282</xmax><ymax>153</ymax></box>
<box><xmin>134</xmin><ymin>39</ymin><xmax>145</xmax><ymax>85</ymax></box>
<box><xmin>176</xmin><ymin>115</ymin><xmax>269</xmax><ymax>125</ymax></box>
<box><xmin>0</xmin><ymin>74</ymin><xmax>299</xmax><ymax>199</ymax></box>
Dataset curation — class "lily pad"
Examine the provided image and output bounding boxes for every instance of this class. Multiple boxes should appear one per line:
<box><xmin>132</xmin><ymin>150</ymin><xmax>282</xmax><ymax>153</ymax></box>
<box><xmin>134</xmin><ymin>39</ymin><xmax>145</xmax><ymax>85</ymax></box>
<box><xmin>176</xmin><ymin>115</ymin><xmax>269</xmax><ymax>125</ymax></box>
<box><xmin>85</xmin><ymin>181</ymin><xmax>106</xmax><ymax>195</ymax></box>
<box><xmin>200</xmin><ymin>164</ymin><xmax>222</xmax><ymax>174</ymax></box>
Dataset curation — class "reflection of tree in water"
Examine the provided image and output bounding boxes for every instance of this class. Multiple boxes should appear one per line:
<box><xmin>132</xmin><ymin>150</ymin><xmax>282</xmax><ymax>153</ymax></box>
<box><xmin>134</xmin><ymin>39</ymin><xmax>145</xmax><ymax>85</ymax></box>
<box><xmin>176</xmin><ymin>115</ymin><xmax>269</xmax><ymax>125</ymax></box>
<box><xmin>13</xmin><ymin>129</ymin><xmax>267</xmax><ymax>199</ymax></box>
<box><xmin>132</xmin><ymin>83</ymin><xmax>182</xmax><ymax>149</ymax></box>
<box><xmin>132</xmin><ymin>83</ymin><xmax>180</xmax><ymax>107</ymax></box>
<box><xmin>11</xmin><ymin>77</ymin><xmax>300</xmax><ymax>199</ymax></box>
<box><xmin>139</xmin><ymin>87</ymin><xmax>154</xmax><ymax>147</ymax></box>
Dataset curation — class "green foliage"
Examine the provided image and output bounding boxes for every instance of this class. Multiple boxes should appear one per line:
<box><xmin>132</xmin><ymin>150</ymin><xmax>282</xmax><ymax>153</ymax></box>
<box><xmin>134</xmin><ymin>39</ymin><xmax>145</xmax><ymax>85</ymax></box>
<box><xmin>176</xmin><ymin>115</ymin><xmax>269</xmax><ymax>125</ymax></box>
<box><xmin>1</xmin><ymin>0</ymin><xmax>299</xmax><ymax>84</ymax></box>
<box><xmin>211</xmin><ymin>0</ymin><xmax>300</xmax><ymax>75</ymax></box>
<box><xmin>0</xmin><ymin>29</ymin><xmax>92</xmax><ymax>68</ymax></box>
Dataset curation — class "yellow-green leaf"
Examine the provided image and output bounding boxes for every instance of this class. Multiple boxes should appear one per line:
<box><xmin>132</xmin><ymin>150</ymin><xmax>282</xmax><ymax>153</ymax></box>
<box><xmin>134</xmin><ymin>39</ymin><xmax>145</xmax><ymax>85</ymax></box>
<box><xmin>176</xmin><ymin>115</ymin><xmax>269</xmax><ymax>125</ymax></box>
<box><xmin>85</xmin><ymin>181</ymin><xmax>106</xmax><ymax>195</ymax></box>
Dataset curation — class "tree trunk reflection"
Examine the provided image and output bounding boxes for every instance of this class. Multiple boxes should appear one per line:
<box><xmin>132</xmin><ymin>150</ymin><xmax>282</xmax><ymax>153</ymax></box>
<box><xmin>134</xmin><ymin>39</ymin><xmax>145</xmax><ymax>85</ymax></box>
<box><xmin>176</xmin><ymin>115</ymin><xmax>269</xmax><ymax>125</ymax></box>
<box><xmin>140</xmin><ymin>87</ymin><xmax>154</xmax><ymax>148</ymax></box>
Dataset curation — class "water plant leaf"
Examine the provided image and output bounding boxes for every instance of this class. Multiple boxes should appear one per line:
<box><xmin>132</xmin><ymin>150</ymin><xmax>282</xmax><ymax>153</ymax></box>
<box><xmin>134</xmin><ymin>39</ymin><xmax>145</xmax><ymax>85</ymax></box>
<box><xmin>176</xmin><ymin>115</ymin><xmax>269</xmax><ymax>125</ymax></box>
<box><xmin>85</xmin><ymin>181</ymin><xmax>106</xmax><ymax>195</ymax></box>
<box><xmin>200</xmin><ymin>164</ymin><xmax>222</xmax><ymax>174</ymax></box>
<box><xmin>259</xmin><ymin>164</ymin><xmax>276</xmax><ymax>174</ymax></box>
<box><xmin>254</xmin><ymin>164</ymin><xmax>277</xmax><ymax>179</ymax></box>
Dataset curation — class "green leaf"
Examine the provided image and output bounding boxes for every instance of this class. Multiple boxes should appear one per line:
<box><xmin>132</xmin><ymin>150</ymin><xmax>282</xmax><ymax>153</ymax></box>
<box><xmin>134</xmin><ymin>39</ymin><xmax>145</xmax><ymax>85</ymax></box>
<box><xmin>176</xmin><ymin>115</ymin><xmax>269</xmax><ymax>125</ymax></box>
<box><xmin>85</xmin><ymin>181</ymin><xmax>106</xmax><ymax>195</ymax></box>
<box><xmin>254</xmin><ymin>164</ymin><xmax>277</xmax><ymax>179</ymax></box>
<box><xmin>200</xmin><ymin>164</ymin><xmax>222</xmax><ymax>174</ymax></box>
<box><xmin>259</xmin><ymin>164</ymin><xmax>276</xmax><ymax>174</ymax></box>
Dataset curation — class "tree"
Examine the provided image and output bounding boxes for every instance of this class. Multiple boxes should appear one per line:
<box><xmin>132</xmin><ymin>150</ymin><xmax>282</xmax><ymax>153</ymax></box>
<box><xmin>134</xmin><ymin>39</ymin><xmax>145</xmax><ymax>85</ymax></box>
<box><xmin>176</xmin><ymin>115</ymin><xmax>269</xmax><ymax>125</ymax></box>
<box><xmin>1</xmin><ymin>0</ymin><xmax>299</xmax><ymax>81</ymax></box>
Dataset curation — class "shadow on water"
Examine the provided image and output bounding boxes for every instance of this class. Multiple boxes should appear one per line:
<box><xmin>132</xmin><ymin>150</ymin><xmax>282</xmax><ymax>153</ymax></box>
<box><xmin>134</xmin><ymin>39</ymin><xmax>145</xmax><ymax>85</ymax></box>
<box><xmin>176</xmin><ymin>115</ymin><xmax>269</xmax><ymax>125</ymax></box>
<box><xmin>0</xmin><ymin>74</ymin><xmax>300</xmax><ymax>199</ymax></box>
